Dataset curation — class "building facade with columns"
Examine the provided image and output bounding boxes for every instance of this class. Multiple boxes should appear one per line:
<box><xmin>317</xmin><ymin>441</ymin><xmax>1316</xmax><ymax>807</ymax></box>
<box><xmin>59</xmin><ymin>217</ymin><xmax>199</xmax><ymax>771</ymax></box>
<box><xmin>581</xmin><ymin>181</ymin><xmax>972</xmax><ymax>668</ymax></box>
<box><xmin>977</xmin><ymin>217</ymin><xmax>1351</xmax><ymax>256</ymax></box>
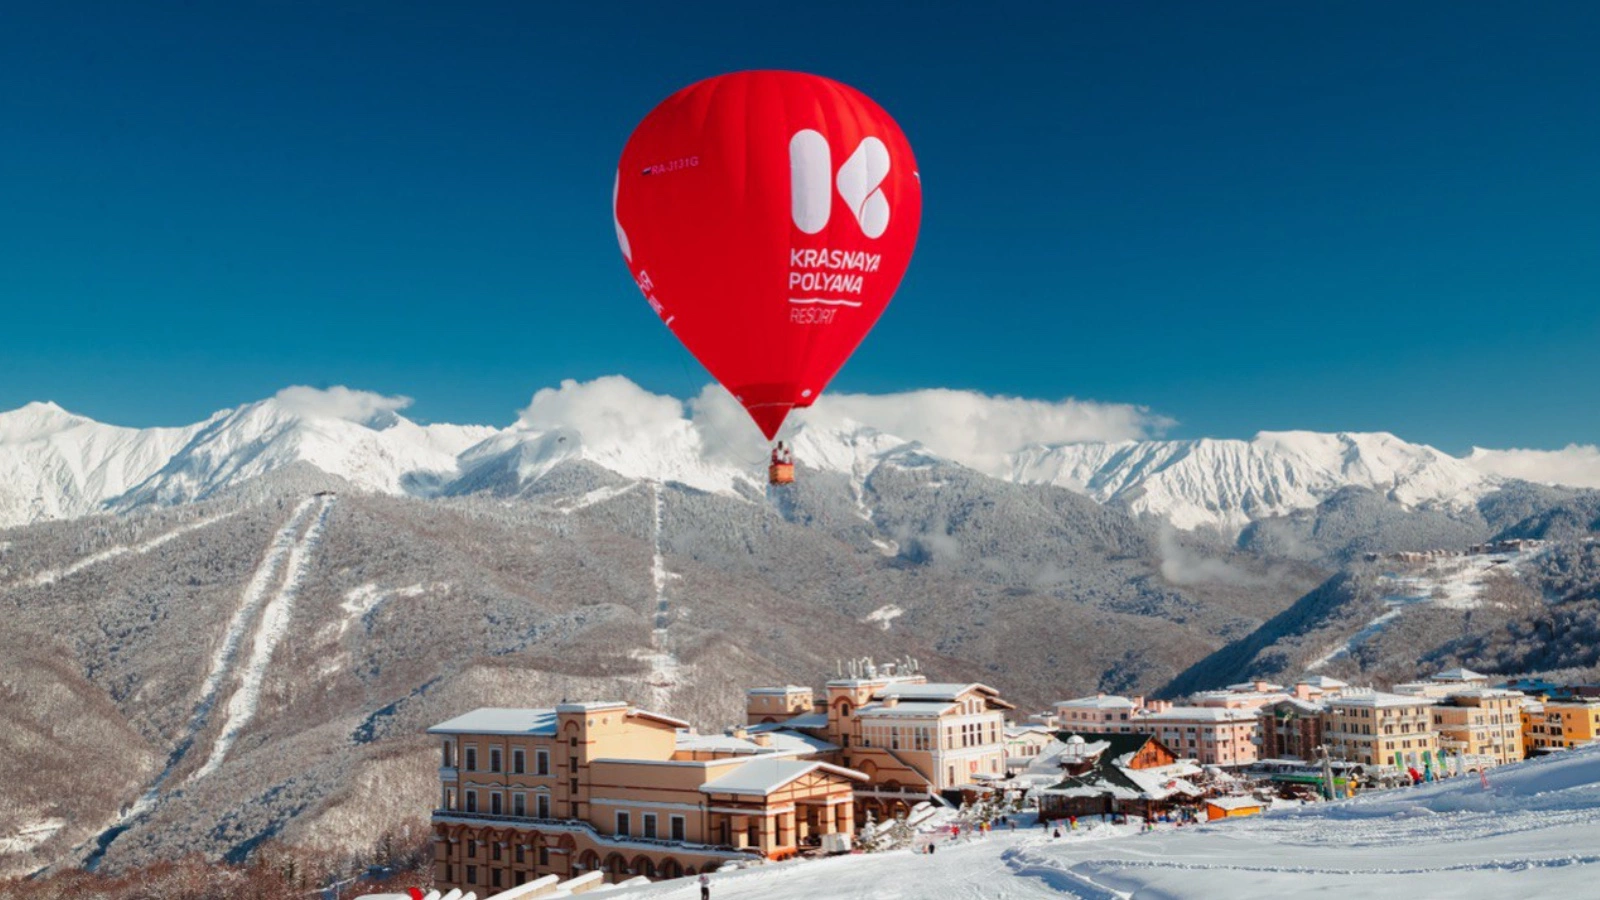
<box><xmin>746</xmin><ymin>664</ymin><xmax>1015</xmax><ymax>822</ymax></box>
<box><xmin>428</xmin><ymin>702</ymin><xmax>864</xmax><ymax>894</ymax></box>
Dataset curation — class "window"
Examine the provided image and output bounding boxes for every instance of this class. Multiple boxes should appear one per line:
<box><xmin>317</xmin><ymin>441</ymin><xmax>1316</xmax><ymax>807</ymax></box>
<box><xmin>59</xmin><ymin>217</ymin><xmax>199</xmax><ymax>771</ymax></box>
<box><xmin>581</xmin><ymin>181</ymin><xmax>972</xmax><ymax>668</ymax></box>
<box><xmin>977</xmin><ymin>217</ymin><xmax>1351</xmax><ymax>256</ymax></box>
<box><xmin>443</xmin><ymin>787</ymin><xmax>456</xmax><ymax>810</ymax></box>
<box><xmin>539</xmin><ymin>846</ymin><xmax>550</xmax><ymax>867</ymax></box>
<box><xmin>492</xmin><ymin>868</ymin><xmax>502</xmax><ymax>888</ymax></box>
<box><xmin>466</xmin><ymin>790</ymin><xmax>478</xmax><ymax>813</ymax></box>
<box><xmin>442</xmin><ymin>740</ymin><xmax>454</xmax><ymax>767</ymax></box>
<box><xmin>671</xmin><ymin>815</ymin><xmax>686</xmax><ymax>842</ymax></box>
<box><xmin>491</xmin><ymin>792</ymin><xmax>503</xmax><ymax>815</ymax></box>
<box><xmin>537</xmin><ymin>793</ymin><xmax>551</xmax><ymax>819</ymax></box>
<box><xmin>516</xmin><ymin>844</ymin><xmax>525</xmax><ymax>864</ymax></box>
<box><xmin>491</xmin><ymin>841</ymin><xmax>501</xmax><ymax>861</ymax></box>
<box><xmin>465</xmin><ymin>747</ymin><xmax>478</xmax><ymax>771</ymax></box>
<box><xmin>468</xmin><ymin>839</ymin><xmax>477</xmax><ymax>858</ymax></box>
<box><xmin>570</xmin><ymin>736</ymin><xmax>578</xmax><ymax>748</ymax></box>
<box><xmin>513</xmin><ymin>793</ymin><xmax>526</xmax><ymax>817</ymax></box>
<box><xmin>617</xmin><ymin>812</ymin><xmax>631</xmax><ymax>837</ymax></box>
<box><xmin>643</xmin><ymin>813</ymin><xmax>658</xmax><ymax>839</ymax></box>
<box><xmin>466</xmin><ymin>865</ymin><xmax>477</xmax><ymax>884</ymax></box>
<box><xmin>570</xmin><ymin>778</ymin><xmax>579</xmax><ymax>795</ymax></box>
<box><xmin>490</xmin><ymin>748</ymin><xmax>502</xmax><ymax>773</ymax></box>
<box><xmin>536</xmin><ymin>749</ymin><xmax>550</xmax><ymax>776</ymax></box>
<box><xmin>513</xmin><ymin>749</ymin><xmax>525</xmax><ymax>774</ymax></box>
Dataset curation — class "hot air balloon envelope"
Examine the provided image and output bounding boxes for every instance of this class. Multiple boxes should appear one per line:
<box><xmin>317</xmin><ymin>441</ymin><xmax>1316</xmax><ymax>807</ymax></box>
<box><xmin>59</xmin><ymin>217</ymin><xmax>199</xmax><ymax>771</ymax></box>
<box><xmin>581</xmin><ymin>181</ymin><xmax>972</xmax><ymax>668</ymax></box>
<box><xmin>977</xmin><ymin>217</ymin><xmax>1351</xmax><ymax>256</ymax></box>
<box><xmin>614</xmin><ymin>70</ymin><xmax>921</xmax><ymax>438</ymax></box>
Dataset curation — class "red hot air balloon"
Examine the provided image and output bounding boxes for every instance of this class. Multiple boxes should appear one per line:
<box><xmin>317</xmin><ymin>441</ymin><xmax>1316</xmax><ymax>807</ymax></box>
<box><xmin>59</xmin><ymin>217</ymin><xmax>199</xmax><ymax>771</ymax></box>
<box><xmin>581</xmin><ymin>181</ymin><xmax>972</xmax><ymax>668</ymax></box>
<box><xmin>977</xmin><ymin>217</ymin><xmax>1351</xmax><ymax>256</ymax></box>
<box><xmin>614</xmin><ymin>70</ymin><xmax>921</xmax><ymax>446</ymax></box>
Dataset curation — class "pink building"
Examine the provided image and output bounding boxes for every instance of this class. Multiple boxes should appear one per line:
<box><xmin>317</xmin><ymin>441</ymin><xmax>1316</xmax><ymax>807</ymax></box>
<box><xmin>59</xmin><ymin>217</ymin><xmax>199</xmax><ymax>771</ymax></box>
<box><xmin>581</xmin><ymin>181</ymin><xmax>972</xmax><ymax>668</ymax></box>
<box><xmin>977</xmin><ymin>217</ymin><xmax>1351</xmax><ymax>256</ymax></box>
<box><xmin>1054</xmin><ymin>695</ymin><xmax>1143</xmax><ymax>733</ymax></box>
<box><xmin>1137</xmin><ymin>705</ymin><xmax>1260</xmax><ymax>766</ymax></box>
<box><xmin>1053</xmin><ymin>694</ymin><xmax>1262</xmax><ymax>766</ymax></box>
<box><xmin>1190</xmin><ymin>681</ymin><xmax>1289</xmax><ymax>711</ymax></box>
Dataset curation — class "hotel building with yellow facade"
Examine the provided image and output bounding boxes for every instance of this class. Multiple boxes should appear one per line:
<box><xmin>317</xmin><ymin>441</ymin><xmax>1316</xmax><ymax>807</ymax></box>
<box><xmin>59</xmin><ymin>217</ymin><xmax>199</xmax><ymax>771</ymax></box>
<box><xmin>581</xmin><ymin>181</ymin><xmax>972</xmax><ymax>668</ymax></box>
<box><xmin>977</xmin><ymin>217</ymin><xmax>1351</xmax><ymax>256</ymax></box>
<box><xmin>1430</xmin><ymin>689</ymin><xmax>1526</xmax><ymax>768</ymax></box>
<box><xmin>1321</xmin><ymin>691</ymin><xmax>1438</xmax><ymax>768</ymax></box>
<box><xmin>1524</xmin><ymin>697</ymin><xmax>1600</xmax><ymax>754</ymax></box>
<box><xmin>428</xmin><ymin>702</ymin><xmax>864</xmax><ymax>895</ymax></box>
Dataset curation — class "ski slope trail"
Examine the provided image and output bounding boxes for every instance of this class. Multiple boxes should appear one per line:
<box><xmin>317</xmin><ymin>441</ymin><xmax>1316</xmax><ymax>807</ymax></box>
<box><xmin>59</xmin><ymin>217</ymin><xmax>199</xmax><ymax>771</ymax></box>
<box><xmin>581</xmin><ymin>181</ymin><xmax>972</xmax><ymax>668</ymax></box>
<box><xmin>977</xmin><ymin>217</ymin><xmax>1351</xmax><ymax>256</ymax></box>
<box><xmin>6</xmin><ymin>510</ymin><xmax>237</xmax><ymax>591</ymax></box>
<box><xmin>193</xmin><ymin>493</ymin><xmax>335</xmax><ymax>780</ymax></box>
<box><xmin>633</xmin><ymin>482</ymin><xmax>681</xmax><ymax>711</ymax></box>
<box><xmin>74</xmin><ymin>497</ymin><xmax>321</xmax><ymax>871</ymax></box>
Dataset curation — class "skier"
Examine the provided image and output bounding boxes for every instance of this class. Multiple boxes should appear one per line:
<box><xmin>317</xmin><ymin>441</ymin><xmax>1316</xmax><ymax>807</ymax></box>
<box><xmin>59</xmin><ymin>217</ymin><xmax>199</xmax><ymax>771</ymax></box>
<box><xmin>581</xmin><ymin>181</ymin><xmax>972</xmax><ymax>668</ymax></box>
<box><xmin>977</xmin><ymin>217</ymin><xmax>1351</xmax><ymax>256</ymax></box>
<box><xmin>699</xmin><ymin>871</ymin><xmax>711</xmax><ymax>900</ymax></box>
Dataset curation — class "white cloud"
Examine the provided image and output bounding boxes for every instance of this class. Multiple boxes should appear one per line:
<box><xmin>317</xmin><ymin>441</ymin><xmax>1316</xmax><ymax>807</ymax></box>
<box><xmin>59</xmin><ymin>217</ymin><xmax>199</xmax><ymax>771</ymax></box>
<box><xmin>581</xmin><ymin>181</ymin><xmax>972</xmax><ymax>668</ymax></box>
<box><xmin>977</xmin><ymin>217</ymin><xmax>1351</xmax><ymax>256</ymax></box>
<box><xmin>687</xmin><ymin>384</ymin><xmax>770</xmax><ymax>466</ymax></box>
<box><xmin>1465</xmin><ymin>445</ymin><xmax>1600</xmax><ymax>490</ymax></box>
<box><xmin>517</xmin><ymin>376</ymin><xmax>686</xmax><ymax>447</ymax></box>
<box><xmin>273</xmin><ymin>386</ymin><xmax>411</xmax><ymax>426</ymax></box>
<box><xmin>796</xmin><ymin>388</ymin><xmax>1173</xmax><ymax>477</ymax></box>
<box><xmin>509</xmin><ymin>377</ymin><xmax>1170</xmax><ymax>479</ymax></box>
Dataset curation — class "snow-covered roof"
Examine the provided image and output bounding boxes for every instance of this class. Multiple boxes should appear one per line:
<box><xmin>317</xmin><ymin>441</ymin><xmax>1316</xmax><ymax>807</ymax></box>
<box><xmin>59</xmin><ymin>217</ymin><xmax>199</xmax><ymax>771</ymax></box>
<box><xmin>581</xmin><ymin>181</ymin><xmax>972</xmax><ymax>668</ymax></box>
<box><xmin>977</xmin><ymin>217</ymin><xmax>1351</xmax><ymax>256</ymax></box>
<box><xmin>676</xmin><ymin>734</ymin><xmax>768</xmax><ymax>753</ymax></box>
<box><xmin>751</xmin><ymin>711</ymin><xmax>829</xmax><ymax>731</ymax></box>
<box><xmin>1140</xmin><ymin>706</ymin><xmax>1258</xmax><ymax>723</ymax></box>
<box><xmin>1432</xmin><ymin>668</ymin><xmax>1489</xmax><ymax>682</ymax></box>
<box><xmin>699</xmin><ymin>759</ymin><xmax>866</xmax><ymax>796</ymax></box>
<box><xmin>874</xmin><ymin>681</ymin><xmax>1009</xmax><ymax>703</ymax></box>
<box><xmin>1206</xmin><ymin>795</ymin><xmax>1266</xmax><ymax>811</ymax></box>
<box><xmin>1057</xmin><ymin>695</ymin><xmax>1138</xmax><ymax>710</ymax></box>
<box><xmin>1266</xmin><ymin>698</ymin><xmax>1325</xmax><ymax>715</ymax></box>
<box><xmin>748</xmin><ymin>685</ymin><xmax>812</xmax><ymax>695</ymax></box>
<box><xmin>1296</xmin><ymin>676</ymin><xmax>1349</xmax><ymax>689</ymax></box>
<box><xmin>1330</xmin><ymin>691</ymin><xmax>1434</xmax><ymax>709</ymax></box>
<box><xmin>428</xmin><ymin>704</ymin><xmax>687</xmax><ymax>736</ymax></box>
<box><xmin>429</xmin><ymin>708</ymin><xmax>559</xmax><ymax>736</ymax></box>
<box><xmin>1224</xmin><ymin>681</ymin><xmax>1286</xmax><ymax>692</ymax></box>
<box><xmin>856</xmin><ymin>700</ymin><xmax>956</xmax><ymax>718</ymax></box>
<box><xmin>554</xmin><ymin>701</ymin><xmax>629</xmax><ymax>713</ymax></box>
<box><xmin>1440</xmin><ymin>688</ymin><xmax>1525</xmax><ymax>701</ymax></box>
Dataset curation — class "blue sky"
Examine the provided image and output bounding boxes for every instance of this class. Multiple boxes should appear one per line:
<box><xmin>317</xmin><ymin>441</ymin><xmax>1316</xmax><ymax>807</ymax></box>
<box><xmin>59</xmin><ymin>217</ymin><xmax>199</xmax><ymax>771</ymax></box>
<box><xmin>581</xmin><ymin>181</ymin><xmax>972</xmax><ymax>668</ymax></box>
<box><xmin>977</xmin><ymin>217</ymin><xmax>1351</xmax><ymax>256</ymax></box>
<box><xmin>2</xmin><ymin>1</ymin><xmax>1597</xmax><ymax>452</ymax></box>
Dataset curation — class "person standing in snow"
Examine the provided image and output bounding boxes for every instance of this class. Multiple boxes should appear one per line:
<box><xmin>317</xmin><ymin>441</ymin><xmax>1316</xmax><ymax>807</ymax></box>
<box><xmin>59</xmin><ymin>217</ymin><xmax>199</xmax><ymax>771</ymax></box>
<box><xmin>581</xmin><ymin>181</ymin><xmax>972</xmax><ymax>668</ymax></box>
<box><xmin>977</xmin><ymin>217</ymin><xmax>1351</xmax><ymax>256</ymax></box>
<box><xmin>699</xmin><ymin>872</ymin><xmax>711</xmax><ymax>899</ymax></box>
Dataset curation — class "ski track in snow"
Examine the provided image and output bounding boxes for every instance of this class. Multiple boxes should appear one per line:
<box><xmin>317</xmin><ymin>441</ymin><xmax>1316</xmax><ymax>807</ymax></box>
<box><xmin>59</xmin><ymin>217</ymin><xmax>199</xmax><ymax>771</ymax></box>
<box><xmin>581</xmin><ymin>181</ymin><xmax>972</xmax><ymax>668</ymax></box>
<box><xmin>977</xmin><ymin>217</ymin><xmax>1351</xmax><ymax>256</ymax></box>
<box><xmin>192</xmin><ymin>493</ymin><xmax>334</xmax><ymax>781</ymax></box>
<box><xmin>634</xmin><ymin>482</ymin><xmax>681</xmax><ymax>712</ymax></box>
<box><xmin>72</xmin><ymin>497</ymin><xmax>324</xmax><ymax>871</ymax></box>
<box><xmin>7</xmin><ymin>510</ymin><xmax>237</xmax><ymax>591</ymax></box>
<box><xmin>557</xmin><ymin>482</ymin><xmax>639</xmax><ymax>514</ymax></box>
<box><xmin>1308</xmin><ymin>546</ymin><xmax>1549</xmax><ymax>671</ymax></box>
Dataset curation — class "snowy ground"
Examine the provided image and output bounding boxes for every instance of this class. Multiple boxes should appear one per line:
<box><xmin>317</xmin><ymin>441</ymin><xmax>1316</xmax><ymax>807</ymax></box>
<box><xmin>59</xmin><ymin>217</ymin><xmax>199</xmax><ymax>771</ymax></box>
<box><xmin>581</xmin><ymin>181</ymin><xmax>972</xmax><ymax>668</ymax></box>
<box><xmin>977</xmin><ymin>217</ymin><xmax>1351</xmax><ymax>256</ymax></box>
<box><xmin>597</xmin><ymin>745</ymin><xmax>1600</xmax><ymax>899</ymax></box>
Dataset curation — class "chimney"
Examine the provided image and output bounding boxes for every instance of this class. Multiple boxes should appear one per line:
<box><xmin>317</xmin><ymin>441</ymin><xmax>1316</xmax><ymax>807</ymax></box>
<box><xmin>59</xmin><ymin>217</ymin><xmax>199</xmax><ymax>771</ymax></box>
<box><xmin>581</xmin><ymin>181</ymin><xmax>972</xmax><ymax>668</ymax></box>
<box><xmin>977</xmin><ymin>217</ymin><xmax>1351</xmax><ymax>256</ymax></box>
<box><xmin>751</xmin><ymin>733</ymin><xmax>773</xmax><ymax>748</ymax></box>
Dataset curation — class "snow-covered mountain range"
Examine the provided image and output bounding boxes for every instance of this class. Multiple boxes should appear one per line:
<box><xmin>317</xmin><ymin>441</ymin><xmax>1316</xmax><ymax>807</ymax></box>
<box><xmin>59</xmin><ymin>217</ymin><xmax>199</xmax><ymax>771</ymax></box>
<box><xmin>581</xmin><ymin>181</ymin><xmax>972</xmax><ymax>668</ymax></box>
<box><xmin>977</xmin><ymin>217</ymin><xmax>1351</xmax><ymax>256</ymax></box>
<box><xmin>0</xmin><ymin>382</ymin><xmax>1559</xmax><ymax>532</ymax></box>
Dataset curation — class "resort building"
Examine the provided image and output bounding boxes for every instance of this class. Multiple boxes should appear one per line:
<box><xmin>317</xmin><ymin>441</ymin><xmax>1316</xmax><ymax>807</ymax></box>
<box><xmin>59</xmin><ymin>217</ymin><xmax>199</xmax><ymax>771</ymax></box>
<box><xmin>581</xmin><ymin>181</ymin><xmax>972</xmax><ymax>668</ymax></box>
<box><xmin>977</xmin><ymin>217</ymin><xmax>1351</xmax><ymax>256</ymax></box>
<box><xmin>746</xmin><ymin>663</ymin><xmax>1015</xmax><ymax>821</ymax></box>
<box><xmin>1038</xmin><ymin>733</ymin><xmax>1202</xmax><ymax>820</ymax></box>
<box><xmin>1523</xmin><ymin>697</ymin><xmax>1600</xmax><ymax>754</ymax></box>
<box><xmin>1321</xmin><ymin>691</ymin><xmax>1438</xmax><ymax>768</ymax></box>
<box><xmin>428</xmin><ymin>703</ymin><xmax>864</xmax><ymax>894</ymax></box>
<box><xmin>1137</xmin><ymin>703</ymin><xmax>1261</xmax><ymax>767</ymax></box>
<box><xmin>1004</xmin><ymin>723</ymin><xmax>1058</xmax><ymax>774</ymax></box>
<box><xmin>1053</xmin><ymin>694</ymin><xmax>1143</xmax><ymax>733</ymax></box>
<box><xmin>1191</xmin><ymin>681</ymin><xmax>1290</xmax><ymax>711</ymax></box>
<box><xmin>1430</xmin><ymin>689</ymin><xmax>1526</xmax><ymax>768</ymax></box>
<box><xmin>1394</xmin><ymin>668</ymin><xmax>1494</xmax><ymax>699</ymax></box>
<box><xmin>1257</xmin><ymin>698</ymin><xmax>1326</xmax><ymax>762</ymax></box>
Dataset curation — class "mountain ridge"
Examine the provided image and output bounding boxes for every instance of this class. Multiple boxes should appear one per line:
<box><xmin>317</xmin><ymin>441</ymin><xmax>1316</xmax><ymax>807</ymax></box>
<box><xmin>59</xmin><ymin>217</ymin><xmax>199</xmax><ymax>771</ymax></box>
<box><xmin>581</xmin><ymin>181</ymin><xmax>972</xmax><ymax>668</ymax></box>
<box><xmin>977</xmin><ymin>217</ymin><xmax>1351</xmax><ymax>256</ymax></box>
<box><xmin>0</xmin><ymin>386</ymin><xmax>1543</xmax><ymax>532</ymax></box>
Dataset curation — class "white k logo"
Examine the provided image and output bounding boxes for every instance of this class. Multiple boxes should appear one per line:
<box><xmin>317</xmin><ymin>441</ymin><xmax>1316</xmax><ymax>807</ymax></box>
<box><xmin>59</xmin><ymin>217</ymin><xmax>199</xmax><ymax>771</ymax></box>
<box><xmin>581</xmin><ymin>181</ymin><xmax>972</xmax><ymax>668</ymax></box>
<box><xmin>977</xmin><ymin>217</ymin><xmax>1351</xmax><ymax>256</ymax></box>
<box><xmin>790</xmin><ymin>130</ymin><xmax>891</xmax><ymax>239</ymax></box>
